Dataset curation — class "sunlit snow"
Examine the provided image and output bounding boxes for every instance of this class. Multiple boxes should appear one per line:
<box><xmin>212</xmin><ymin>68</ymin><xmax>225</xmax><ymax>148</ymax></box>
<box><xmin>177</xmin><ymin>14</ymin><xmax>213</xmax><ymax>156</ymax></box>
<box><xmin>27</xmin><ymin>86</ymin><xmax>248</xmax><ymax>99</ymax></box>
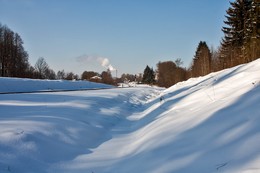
<box><xmin>0</xmin><ymin>59</ymin><xmax>260</xmax><ymax>173</ymax></box>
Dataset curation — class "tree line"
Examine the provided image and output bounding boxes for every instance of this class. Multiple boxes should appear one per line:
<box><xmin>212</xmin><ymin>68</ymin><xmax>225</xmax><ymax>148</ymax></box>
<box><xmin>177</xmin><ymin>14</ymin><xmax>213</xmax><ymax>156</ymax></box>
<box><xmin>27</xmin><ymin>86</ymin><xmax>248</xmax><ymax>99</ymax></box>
<box><xmin>0</xmin><ymin>24</ymin><xmax>116</xmax><ymax>85</ymax></box>
<box><xmin>142</xmin><ymin>0</ymin><xmax>259</xmax><ymax>87</ymax></box>
<box><xmin>1</xmin><ymin>0</ymin><xmax>259</xmax><ymax>87</ymax></box>
<box><xmin>0</xmin><ymin>23</ymin><xmax>31</xmax><ymax>78</ymax></box>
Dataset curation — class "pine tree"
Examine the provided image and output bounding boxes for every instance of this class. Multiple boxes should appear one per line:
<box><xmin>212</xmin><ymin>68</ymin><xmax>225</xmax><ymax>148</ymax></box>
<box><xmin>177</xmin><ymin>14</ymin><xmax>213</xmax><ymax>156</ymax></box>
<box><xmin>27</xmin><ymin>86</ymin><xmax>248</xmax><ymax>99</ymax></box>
<box><xmin>191</xmin><ymin>41</ymin><xmax>211</xmax><ymax>77</ymax></box>
<box><xmin>142</xmin><ymin>65</ymin><xmax>155</xmax><ymax>84</ymax></box>
<box><xmin>220</xmin><ymin>0</ymin><xmax>259</xmax><ymax>67</ymax></box>
<box><xmin>244</xmin><ymin>0</ymin><xmax>260</xmax><ymax>61</ymax></box>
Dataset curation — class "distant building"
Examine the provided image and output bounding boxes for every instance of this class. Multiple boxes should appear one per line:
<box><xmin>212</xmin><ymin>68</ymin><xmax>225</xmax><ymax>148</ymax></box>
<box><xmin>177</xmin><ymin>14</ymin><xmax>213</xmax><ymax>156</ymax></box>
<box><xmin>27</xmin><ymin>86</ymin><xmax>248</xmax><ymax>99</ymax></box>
<box><xmin>90</xmin><ymin>76</ymin><xmax>102</xmax><ymax>83</ymax></box>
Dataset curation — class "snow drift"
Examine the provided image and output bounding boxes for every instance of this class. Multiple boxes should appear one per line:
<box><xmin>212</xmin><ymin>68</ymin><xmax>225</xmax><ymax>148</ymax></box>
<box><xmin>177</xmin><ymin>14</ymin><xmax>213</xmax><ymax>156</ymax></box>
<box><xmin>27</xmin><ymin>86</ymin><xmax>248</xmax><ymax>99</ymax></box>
<box><xmin>0</xmin><ymin>59</ymin><xmax>260</xmax><ymax>173</ymax></box>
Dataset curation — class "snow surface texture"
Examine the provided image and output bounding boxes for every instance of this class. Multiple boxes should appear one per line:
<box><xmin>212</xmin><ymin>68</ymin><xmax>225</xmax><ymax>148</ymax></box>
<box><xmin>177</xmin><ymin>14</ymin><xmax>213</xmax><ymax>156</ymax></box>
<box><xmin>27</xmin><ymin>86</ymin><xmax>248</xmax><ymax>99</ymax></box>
<box><xmin>0</xmin><ymin>59</ymin><xmax>260</xmax><ymax>173</ymax></box>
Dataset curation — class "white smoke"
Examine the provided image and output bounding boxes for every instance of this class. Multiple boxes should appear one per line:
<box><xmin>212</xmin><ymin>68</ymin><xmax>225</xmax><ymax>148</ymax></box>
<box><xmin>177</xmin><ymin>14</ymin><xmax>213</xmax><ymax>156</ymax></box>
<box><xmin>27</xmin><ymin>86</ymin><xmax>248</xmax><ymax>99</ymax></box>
<box><xmin>76</xmin><ymin>55</ymin><xmax>116</xmax><ymax>71</ymax></box>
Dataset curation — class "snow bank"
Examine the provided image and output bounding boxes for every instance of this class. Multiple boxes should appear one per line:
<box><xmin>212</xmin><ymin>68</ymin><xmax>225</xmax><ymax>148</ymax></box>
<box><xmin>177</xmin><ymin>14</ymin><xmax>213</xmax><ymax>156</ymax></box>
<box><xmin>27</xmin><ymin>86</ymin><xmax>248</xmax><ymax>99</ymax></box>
<box><xmin>0</xmin><ymin>59</ymin><xmax>260</xmax><ymax>173</ymax></box>
<box><xmin>0</xmin><ymin>77</ymin><xmax>113</xmax><ymax>93</ymax></box>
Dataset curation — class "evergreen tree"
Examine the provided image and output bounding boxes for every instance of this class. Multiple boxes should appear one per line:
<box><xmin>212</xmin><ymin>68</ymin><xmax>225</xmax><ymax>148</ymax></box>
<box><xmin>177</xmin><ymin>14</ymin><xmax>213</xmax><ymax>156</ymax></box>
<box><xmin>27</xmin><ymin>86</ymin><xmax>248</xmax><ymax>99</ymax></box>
<box><xmin>191</xmin><ymin>41</ymin><xmax>211</xmax><ymax>77</ymax></box>
<box><xmin>142</xmin><ymin>65</ymin><xmax>155</xmax><ymax>84</ymax></box>
<box><xmin>220</xmin><ymin>0</ymin><xmax>259</xmax><ymax>67</ymax></box>
<box><xmin>244</xmin><ymin>0</ymin><xmax>260</xmax><ymax>61</ymax></box>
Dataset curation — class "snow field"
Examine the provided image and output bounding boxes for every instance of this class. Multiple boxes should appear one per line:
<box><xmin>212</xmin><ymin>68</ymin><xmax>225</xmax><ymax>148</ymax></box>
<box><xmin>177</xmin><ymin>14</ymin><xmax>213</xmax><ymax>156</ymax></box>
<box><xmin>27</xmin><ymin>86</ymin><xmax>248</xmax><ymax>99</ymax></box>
<box><xmin>0</xmin><ymin>59</ymin><xmax>260</xmax><ymax>172</ymax></box>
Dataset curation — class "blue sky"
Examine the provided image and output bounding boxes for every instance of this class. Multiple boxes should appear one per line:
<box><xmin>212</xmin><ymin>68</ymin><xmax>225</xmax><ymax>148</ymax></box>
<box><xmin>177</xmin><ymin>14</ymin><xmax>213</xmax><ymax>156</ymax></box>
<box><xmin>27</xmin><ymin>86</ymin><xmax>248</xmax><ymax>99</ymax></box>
<box><xmin>0</xmin><ymin>0</ymin><xmax>230</xmax><ymax>77</ymax></box>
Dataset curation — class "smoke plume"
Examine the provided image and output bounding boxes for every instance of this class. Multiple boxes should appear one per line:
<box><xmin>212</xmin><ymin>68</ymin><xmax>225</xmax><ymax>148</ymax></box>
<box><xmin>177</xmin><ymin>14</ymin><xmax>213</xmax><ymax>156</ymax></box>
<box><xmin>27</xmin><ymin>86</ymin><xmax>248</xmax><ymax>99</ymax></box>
<box><xmin>76</xmin><ymin>55</ymin><xmax>116</xmax><ymax>71</ymax></box>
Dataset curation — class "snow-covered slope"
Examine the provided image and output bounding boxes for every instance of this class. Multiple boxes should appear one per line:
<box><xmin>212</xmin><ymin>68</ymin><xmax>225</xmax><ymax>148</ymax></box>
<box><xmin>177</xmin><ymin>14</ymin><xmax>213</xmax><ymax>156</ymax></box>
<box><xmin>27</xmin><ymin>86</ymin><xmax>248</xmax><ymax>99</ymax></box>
<box><xmin>0</xmin><ymin>59</ymin><xmax>260</xmax><ymax>173</ymax></box>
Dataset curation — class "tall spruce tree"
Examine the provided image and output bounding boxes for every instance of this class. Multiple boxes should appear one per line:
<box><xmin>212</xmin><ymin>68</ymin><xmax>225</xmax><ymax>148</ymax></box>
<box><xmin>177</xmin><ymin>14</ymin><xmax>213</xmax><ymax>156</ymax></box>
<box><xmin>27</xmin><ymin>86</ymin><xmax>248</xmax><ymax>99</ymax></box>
<box><xmin>244</xmin><ymin>0</ymin><xmax>260</xmax><ymax>61</ymax></box>
<box><xmin>191</xmin><ymin>41</ymin><xmax>211</xmax><ymax>77</ymax></box>
<box><xmin>142</xmin><ymin>65</ymin><xmax>155</xmax><ymax>84</ymax></box>
<box><xmin>221</xmin><ymin>0</ymin><xmax>259</xmax><ymax>67</ymax></box>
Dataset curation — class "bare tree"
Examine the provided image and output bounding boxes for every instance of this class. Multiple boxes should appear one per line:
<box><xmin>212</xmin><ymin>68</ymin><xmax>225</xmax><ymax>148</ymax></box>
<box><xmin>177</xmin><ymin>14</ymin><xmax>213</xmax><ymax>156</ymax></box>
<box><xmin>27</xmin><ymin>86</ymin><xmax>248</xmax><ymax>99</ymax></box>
<box><xmin>57</xmin><ymin>70</ymin><xmax>66</xmax><ymax>80</ymax></box>
<box><xmin>34</xmin><ymin>57</ymin><xmax>49</xmax><ymax>79</ymax></box>
<box><xmin>0</xmin><ymin>24</ymin><xmax>31</xmax><ymax>77</ymax></box>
